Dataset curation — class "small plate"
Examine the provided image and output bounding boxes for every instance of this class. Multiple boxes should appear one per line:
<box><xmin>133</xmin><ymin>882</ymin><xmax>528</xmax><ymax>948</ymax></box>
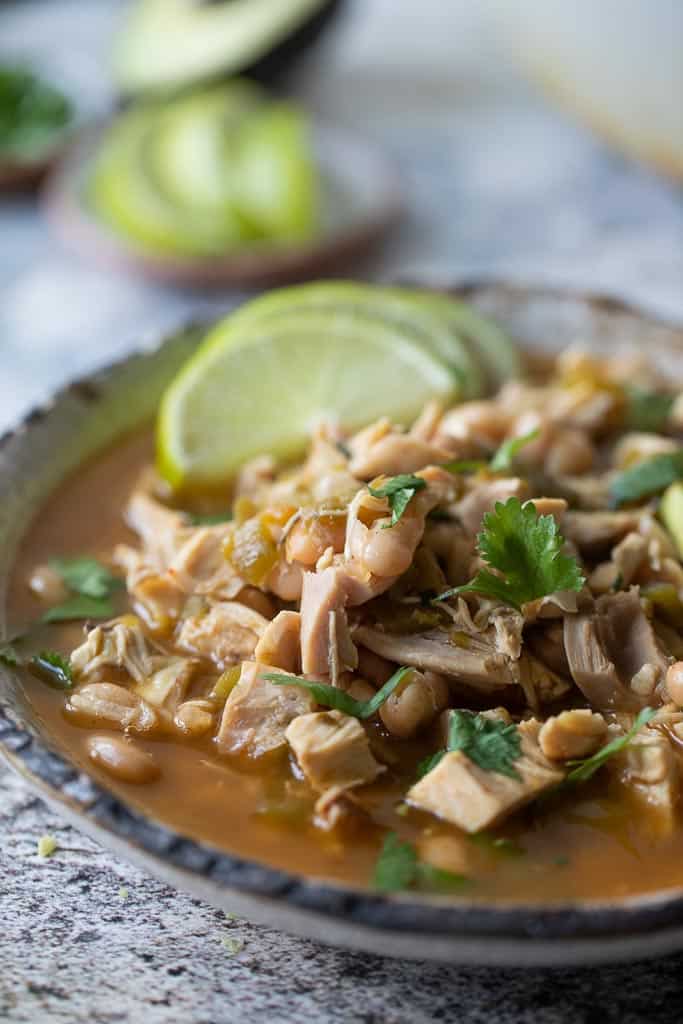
<box><xmin>2</xmin><ymin>283</ymin><xmax>683</xmax><ymax>966</ymax></box>
<box><xmin>43</xmin><ymin>121</ymin><xmax>403</xmax><ymax>289</ymax></box>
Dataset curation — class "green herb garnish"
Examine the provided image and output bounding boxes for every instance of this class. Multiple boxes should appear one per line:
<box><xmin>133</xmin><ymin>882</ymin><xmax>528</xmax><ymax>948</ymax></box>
<box><xmin>0</xmin><ymin>65</ymin><xmax>72</xmax><ymax>160</ymax></box>
<box><xmin>30</xmin><ymin>650</ymin><xmax>73</xmax><ymax>690</ymax></box>
<box><xmin>489</xmin><ymin>429</ymin><xmax>540</xmax><ymax>472</ymax></box>
<box><xmin>49</xmin><ymin>557</ymin><xmax>122</xmax><ymax>600</ymax></box>
<box><xmin>367</xmin><ymin>475</ymin><xmax>427</xmax><ymax>527</ymax></box>
<box><xmin>416</xmin><ymin>709</ymin><xmax>523</xmax><ymax>781</ymax></box>
<box><xmin>42</xmin><ymin>595</ymin><xmax>115</xmax><ymax>623</ymax></box>
<box><xmin>372</xmin><ymin>832</ymin><xmax>467</xmax><ymax>893</ymax></box>
<box><xmin>44</xmin><ymin>556</ymin><xmax>122</xmax><ymax>622</ymax></box>
<box><xmin>624</xmin><ymin>387</ymin><xmax>675</xmax><ymax>433</ymax></box>
<box><xmin>444</xmin><ymin>430</ymin><xmax>539</xmax><ymax>476</ymax></box>
<box><xmin>263</xmin><ymin>666</ymin><xmax>413</xmax><ymax>720</ymax></box>
<box><xmin>610</xmin><ymin>451</ymin><xmax>683</xmax><ymax>508</ymax></box>
<box><xmin>434</xmin><ymin>497</ymin><xmax>584</xmax><ymax>610</ymax></box>
<box><xmin>565</xmin><ymin>707</ymin><xmax>656</xmax><ymax>783</ymax></box>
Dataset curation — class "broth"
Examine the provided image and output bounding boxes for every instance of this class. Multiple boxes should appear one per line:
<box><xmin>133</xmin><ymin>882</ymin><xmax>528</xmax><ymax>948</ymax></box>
<box><xmin>9</xmin><ymin>429</ymin><xmax>683</xmax><ymax>904</ymax></box>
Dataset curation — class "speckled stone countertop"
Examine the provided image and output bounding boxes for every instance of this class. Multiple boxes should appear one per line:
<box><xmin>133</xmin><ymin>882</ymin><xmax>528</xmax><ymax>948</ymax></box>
<box><xmin>2</xmin><ymin>2</ymin><xmax>683</xmax><ymax>1021</ymax></box>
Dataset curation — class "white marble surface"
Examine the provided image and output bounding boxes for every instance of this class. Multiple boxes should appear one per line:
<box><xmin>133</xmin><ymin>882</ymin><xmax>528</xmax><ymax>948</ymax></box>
<box><xmin>1</xmin><ymin>1</ymin><xmax>683</xmax><ymax>1021</ymax></box>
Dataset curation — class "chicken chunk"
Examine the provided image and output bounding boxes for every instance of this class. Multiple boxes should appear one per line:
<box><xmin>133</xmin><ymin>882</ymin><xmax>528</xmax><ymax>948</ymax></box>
<box><xmin>285</xmin><ymin>710</ymin><xmax>384</xmax><ymax>792</ymax></box>
<box><xmin>216</xmin><ymin>662</ymin><xmax>315</xmax><ymax>758</ymax></box>
<box><xmin>254</xmin><ymin>611</ymin><xmax>301</xmax><ymax>673</ymax></box>
<box><xmin>348</xmin><ymin>419</ymin><xmax>452</xmax><ymax>479</ymax></box>
<box><xmin>406</xmin><ymin>719</ymin><xmax>564</xmax><ymax>832</ymax></box>
<box><xmin>456</xmin><ymin>478</ymin><xmax>529</xmax><ymax>536</ymax></box>
<box><xmin>71</xmin><ymin>616</ymin><xmax>157</xmax><ymax>685</ymax></box>
<box><xmin>538</xmin><ymin>709</ymin><xmax>607</xmax><ymax>760</ymax></box>
<box><xmin>176</xmin><ymin>601</ymin><xmax>268</xmax><ymax>668</ymax></box>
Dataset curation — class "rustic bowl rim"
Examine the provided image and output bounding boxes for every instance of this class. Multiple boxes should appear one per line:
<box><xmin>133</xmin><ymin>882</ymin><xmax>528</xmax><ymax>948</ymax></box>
<box><xmin>3</xmin><ymin>279</ymin><xmax>683</xmax><ymax>966</ymax></box>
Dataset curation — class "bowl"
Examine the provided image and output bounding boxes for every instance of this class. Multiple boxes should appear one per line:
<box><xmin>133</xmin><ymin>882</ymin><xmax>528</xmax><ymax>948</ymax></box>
<box><xmin>2</xmin><ymin>282</ymin><xmax>683</xmax><ymax>966</ymax></box>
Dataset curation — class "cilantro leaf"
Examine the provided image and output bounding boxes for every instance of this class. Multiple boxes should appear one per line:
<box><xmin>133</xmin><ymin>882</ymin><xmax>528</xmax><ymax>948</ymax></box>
<box><xmin>368</xmin><ymin>475</ymin><xmax>427</xmax><ymax>527</ymax></box>
<box><xmin>609</xmin><ymin>451</ymin><xmax>683</xmax><ymax>508</ymax></box>
<box><xmin>263</xmin><ymin>666</ymin><xmax>413</xmax><ymax>720</ymax></box>
<box><xmin>448</xmin><ymin>709</ymin><xmax>522</xmax><ymax>779</ymax></box>
<box><xmin>49</xmin><ymin>557</ymin><xmax>122</xmax><ymax>600</ymax></box>
<box><xmin>443</xmin><ymin>430</ymin><xmax>539</xmax><ymax>477</ymax></box>
<box><xmin>434</xmin><ymin>497</ymin><xmax>584</xmax><ymax>610</ymax></box>
<box><xmin>624</xmin><ymin>387</ymin><xmax>675</xmax><ymax>433</ymax></box>
<box><xmin>372</xmin><ymin>832</ymin><xmax>467</xmax><ymax>893</ymax></box>
<box><xmin>489</xmin><ymin>429</ymin><xmax>539</xmax><ymax>472</ymax></box>
<box><xmin>30</xmin><ymin>650</ymin><xmax>72</xmax><ymax>689</ymax></box>
<box><xmin>0</xmin><ymin>65</ymin><xmax>72</xmax><ymax>159</ymax></box>
<box><xmin>372</xmin><ymin>833</ymin><xmax>418</xmax><ymax>891</ymax></box>
<box><xmin>416</xmin><ymin>709</ymin><xmax>523</xmax><ymax>781</ymax></box>
<box><xmin>42</xmin><ymin>595</ymin><xmax>114</xmax><ymax>623</ymax></box>
<box><xmin>566</xmin><ymin>707</ymin><xmax>656</xmax><ymax>783</ymax></box>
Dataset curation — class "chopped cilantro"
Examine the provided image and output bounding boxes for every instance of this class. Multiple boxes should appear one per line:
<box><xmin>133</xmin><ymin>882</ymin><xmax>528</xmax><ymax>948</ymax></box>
<box><xmin>566</xmin><ymin>707</ymin><xmax>656</xmax><ymax>783</ymax></box>
<box><xmin>44</xmin><ymin>556</ymin><xmax>122</xmax><ymax>622</ymax></box>
<box><xmin>444</xmin><ymin>430</ymin><xmax>539</xmax><ymax>476</ymax></box>
<box><xmin>372</xmin><ymin>832</ymin><xmax>467</xmax><ymax>893</ymax></box>
<box><xmin>368</xmin><ymin>474</ymin><xmax>427</xmax><ymax>527</ymax></box>
<box><xmin>624</xmin><ymin>387</ymin><xmax>675</xmax><ymax>433</ymax></box>
<box><xmin>0</xmin><ymin>65</ymin><xmax>72</xmax><ymax>159</ymax></box>
<box><xmin>37</xmin><ymin>835</ymin><xmax>57</xmax><ymax>858</ymax></box>
<box><xmin>264</xmin><ymin>666</ymin><xmax>413</xmax><ymax>720</ymax></box>
<box><xmin>49</xmin><ymin>557</ymin><xmax>121</xmax><ymax>600</ymax></box>
<box><xmin>30</xmin><ymin>650</ymin><xmax>73</xmax><ymax>689</ymax></box>
<box><xmin>434</xmin><ymin>497</ymin><xmax>584</xmax><ymax>610</ymax></box>
<box><xmin>489</xmin><ymin>429</ymin><xmax>540</xmax><ymax>472</ymax></box>
<box><xmin>416</xmin><ymin>710</ymin><xmax>523</xmax><ymax>781</ymax></box>
<box><xmin>42</xmin><ymin>595</ymin><xmax>114</xmax><ymax>623</ymax></box>
<box><xmin>610</xmin><ymin>451</ymin><xmax>683</xmax><ymax>508</ymax></box>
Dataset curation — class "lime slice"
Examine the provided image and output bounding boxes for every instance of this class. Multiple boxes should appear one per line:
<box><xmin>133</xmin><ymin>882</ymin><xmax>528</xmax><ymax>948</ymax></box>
<box><xmin>233</xmin><ymin>103</ymin><xmax>319</xmax><ymax>241</ymax></box>
<box><xmin>383</xmin><ymin>287</ymin><xmax>522</xmax><ymax>390</ymax></box>
<box><xmin>226</xmin><ymin>280</ymin><xmax>484</xmax><ymax>396</ymax></box>
<box><xmin>89</xmin><ymin>109</ymin><xmax>245</xmax><ymax>256</ymax></box>
<box><xmin>158</xmin><ymin>310</ymin><xmax>456</xmax><ymax>487</ymax></box>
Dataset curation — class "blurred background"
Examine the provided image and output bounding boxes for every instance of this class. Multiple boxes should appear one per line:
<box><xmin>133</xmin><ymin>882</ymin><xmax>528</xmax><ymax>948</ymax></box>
<box><xmin>1</xmin><ymin>0</ymin><xmax>682</xmax><ymax>427</ymax></box>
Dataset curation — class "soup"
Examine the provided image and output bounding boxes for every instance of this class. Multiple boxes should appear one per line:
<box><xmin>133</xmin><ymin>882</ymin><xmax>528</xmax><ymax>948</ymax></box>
<box><xmin>9</xmin><ymin>345</ymin><xmax>683</xmax><ymax>904</ymax></box>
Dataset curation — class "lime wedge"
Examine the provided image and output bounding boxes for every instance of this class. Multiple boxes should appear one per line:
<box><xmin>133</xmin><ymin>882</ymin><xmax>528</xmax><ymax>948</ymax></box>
<box><xmin>382</xmin><ymin>287</ymin><xmax>522</xmax><ymax>390</ymax></box>
<box><xmin>226</xmin><ymin>281</ymin><xmax>484</xmax><ymax>396</ymax></box>
<box><xmin>157</xmin><ymin>310</ymin><xmax>456</xmax><ymax>487</ymax></box>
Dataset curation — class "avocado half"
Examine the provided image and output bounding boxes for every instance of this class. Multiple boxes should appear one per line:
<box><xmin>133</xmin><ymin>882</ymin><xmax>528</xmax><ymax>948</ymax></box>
<box><xmin>114</xmin><ymin>0</ymin><xmax>344</xmax><ymax>96</ymax></box>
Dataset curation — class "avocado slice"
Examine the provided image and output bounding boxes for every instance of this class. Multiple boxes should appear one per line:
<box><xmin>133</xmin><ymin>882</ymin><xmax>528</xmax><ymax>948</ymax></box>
<box><xmin>232</xmin><ymin>103</ymin><xmax>319</xmax><ymax>241</ymax></box>
<box><xmin>149</xmin><ymin>82</ymin><xmax>265</xmax><ymax>214</ymax></box>
<box><xmin>226</xmin><ymin>280</ymin><xmax>485</xmax><ymax>398</ymax></box>
<box><xmin>660</xmin><ymin>481</ymin><xmax>683</xmax><ymax>559</ymax></box>
<box><xmin>114</xmin><ymin>0</ymin><xmax>342</xmax><ymax>96</ymax></box>
<box><xmin>89</xmin><ymin>108</ymin><xmax>246</xmax><ymax>256</ymax></box>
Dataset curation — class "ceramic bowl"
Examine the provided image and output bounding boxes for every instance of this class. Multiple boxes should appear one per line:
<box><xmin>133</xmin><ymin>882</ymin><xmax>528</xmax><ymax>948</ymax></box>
<box><xmin>2</xmin><ymin>283</ymin><xmax>683</xmax><ymax>966</ymax></box>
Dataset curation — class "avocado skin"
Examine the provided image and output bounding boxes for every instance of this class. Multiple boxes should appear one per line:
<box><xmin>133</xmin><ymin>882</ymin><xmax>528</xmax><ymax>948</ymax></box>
<box><xmin>235</xmin><ymin>0</ymin><xmax>346</xmax><ymax>85</ymax></box>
